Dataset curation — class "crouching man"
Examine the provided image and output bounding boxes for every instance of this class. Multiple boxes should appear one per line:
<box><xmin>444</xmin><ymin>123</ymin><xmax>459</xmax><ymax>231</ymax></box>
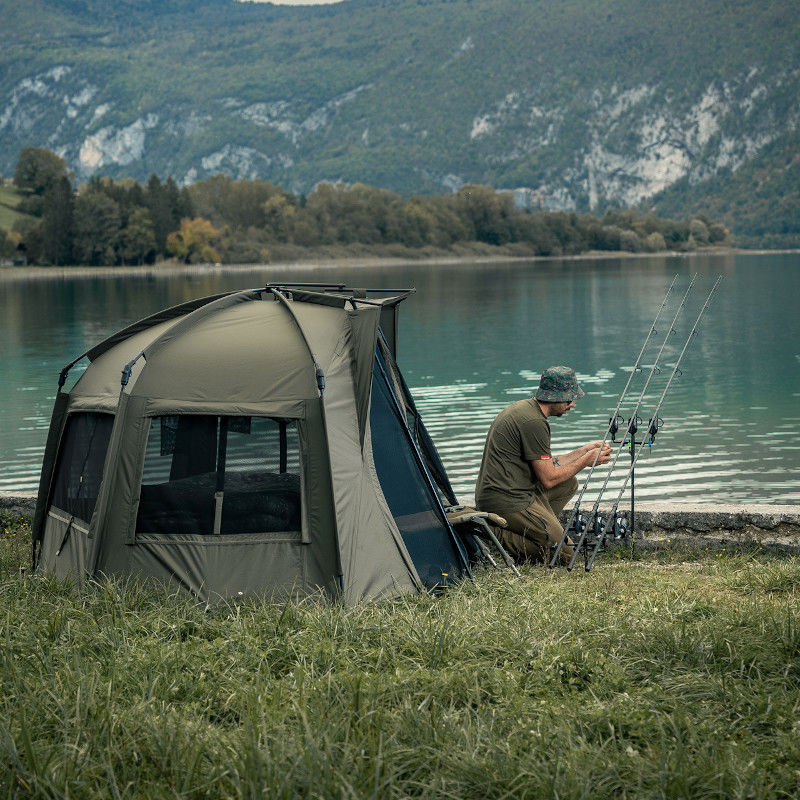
<box><xmin>475</xmin><ymin>366</ymin><xmax>612</xmax><ymax>565</ymax></box>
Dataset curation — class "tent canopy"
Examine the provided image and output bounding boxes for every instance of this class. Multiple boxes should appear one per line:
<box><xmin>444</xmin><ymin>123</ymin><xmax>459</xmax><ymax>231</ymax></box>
<box><xmin>32</xmin><ymin>284</ymin><xmax>469</xmax><ymax>603</ymax></box>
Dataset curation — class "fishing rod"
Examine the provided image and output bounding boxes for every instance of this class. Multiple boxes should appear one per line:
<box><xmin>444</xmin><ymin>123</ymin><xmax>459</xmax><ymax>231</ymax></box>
<box><xmin>561</xmin><ymin>274</ymin><xmax>698</xmax><ymax>571</ymax></box>
<box><xmin>548</xmin><ymin>274</ymin><xmax>679</xmax><ymax>568</ymax></box>
<box><xmin>583</xmin><ymin>275</ymin><xmax>723</xmax><ymax>571</ymax></box>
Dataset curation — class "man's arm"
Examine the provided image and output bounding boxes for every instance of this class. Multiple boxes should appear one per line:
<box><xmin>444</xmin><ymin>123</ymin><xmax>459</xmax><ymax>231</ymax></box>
<box><xmin>554</xmin><ymin>441</ymin><xmax>608</xmax><ymax>466</ymax></box>
<box><xmin>532</xmin><ymin>442</ymin><xmax>611</xmax><ymax>489</ymax></box>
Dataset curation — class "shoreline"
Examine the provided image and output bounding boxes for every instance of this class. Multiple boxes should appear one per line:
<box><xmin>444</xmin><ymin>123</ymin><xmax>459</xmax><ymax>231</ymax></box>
<box><xmin>3</xmin><ymin>492</ymin><xmax>800</xmax><ymax>546</ymax></box>
<box><xmin>1</xmin><ymin>246</ymin><xmax>797</xmax><ymax>282</ymax></box>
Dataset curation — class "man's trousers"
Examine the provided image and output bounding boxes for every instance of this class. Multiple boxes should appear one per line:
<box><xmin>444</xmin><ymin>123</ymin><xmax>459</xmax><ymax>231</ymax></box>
<box><xmin>498</xmin><ymin>476</ymin><xmax>578</xmax><ymax>565</ymax></box>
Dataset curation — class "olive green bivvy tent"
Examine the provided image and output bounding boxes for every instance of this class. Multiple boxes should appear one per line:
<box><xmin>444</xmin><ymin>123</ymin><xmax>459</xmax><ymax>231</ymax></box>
<box><xmin>32</xmin><ymin>284</ymin><xmax>469</xmax><ymax>603</ymax></box>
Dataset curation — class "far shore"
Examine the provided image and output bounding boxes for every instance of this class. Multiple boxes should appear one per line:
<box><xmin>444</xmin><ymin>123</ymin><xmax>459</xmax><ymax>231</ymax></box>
<box><xmin>1</xmin><ymin>245</ymin><xmax>795</xmax><ymax>282</ymax></box>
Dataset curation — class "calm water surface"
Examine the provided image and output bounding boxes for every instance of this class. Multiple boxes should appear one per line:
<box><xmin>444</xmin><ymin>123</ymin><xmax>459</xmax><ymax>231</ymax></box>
<box><xmin>1</xmin><ymin>252</ymin><xmax>798</xmax><ymax>503</ymax></box>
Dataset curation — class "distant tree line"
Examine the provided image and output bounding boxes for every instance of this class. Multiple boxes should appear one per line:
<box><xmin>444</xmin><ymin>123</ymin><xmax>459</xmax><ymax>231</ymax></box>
<box><xmin>5</xmin><ymin>148</ymin><xmax>192</xmax><ymax>266</ymax></box>
<box><xmin>3</xmin><ymin>147</ymin><xmax>730</xmax><ymax>266</ymax></box>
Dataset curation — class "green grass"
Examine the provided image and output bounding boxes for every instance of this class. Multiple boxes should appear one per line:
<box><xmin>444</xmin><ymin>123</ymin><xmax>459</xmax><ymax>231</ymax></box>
<box><xmin>0</xmin><ymin>186</ymin><xmax>31</xmax><ymax>232</ymax></box>
<box><xmin>2</xmin><ymin>511</ymin><xmax>800</xmax><ymax>799</ymax></box>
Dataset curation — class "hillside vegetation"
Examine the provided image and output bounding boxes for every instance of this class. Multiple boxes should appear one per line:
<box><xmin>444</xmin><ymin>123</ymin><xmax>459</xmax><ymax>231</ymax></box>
<box><xmin>1</xmin><ymin>0</ymin><xmax>798</xmax><ymax>246</ymax></box>
<box><xmin>4</xmin><ymin>146</ymin><xmax>730</xmax><ymax>266</ymax></box>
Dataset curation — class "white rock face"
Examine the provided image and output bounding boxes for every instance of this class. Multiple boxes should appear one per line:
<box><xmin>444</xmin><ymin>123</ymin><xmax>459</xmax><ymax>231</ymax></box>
<box><xmin>471</xmin><ymin>115</ymin><xmax>494</xmax><ymax>139</ymax></box>
<box><xmin>487</xmin><ymin>69</ymin><xmax>797</xmax><ymax>209</ymax></box>
<box><xmin>79</xmin><ymin>115</ymin><xmax>159</xmax><ymax>170</ymax></box>
<box><xmin>0</xmin><ymin>66</ymin><xmax>74</xmax><ymax>133</ymax></box>
<box><xmin>236</xmin><ymin>85</ymin><xmax>372</xmax><ymax>144</ymax></box>
<box><xmin>200</xmin><ymin>144</ymin><xmax>293</xmax><ymax>179</ymax></box>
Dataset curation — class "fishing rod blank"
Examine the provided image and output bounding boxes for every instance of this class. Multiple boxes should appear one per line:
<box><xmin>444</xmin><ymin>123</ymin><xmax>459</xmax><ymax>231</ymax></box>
<box><xmin>563</xmin><ymin>274</ymin><xmax>698</xmax><ymax>570</ymax></box>
<box><xmin>584</xmin><ymin>274</ymin><xmax>723</xmax><ymax>571</ymax></box>
<box><xmin>548</xmin><ymin>274</ymin><xmax>679</xmax><ymax>568</ymax></box>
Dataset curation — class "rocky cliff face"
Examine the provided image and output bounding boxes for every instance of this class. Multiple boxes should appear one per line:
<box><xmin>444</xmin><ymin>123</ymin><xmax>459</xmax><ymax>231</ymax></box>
<box><xmin>1</xmin><ymin>0</ymin><xmax>797</xmax><ymax>214</ymax></box>
<box><xmin>478</xmin><ymin>71</ymin><xmax>794</xmax><ymax>210</ymax></box>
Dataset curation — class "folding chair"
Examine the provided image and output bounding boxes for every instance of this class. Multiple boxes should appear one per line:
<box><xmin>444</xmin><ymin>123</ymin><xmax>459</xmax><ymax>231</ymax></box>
<box><xmin>446</xmin><ymin>506</ymin><xmax>521</xmax><ymax>577</ymax></box>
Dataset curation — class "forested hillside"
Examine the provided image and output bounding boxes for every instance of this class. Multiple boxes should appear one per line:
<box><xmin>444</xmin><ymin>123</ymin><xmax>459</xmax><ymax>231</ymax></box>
<box><xmin>1</xmin><ymin>0</ymin><xmax>798</xmax><ymax>246</ymax></box>
<box><xmin>3</xmin><ymin>146</ymin><xmax>729</xmax><ymax>266</ymax></box>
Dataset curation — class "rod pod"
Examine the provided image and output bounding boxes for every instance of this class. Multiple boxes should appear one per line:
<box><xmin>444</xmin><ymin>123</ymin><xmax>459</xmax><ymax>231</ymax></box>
<box><xmin>564</xmin><ymin>275</ymin><xmax>698</xmax><ymax>570</ymax></box>
<box><xmin>584</xmin><ymin>275</ymin><xmax>723</xmax><ymax>571</ymax></box>
<box><xmin>548</xmin><ymin>275</ymin><xmax>679</xmax><ymax>568</ymax></box>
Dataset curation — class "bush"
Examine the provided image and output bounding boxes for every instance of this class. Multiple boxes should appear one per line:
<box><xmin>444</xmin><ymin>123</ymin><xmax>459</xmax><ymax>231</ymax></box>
<box><xmin>619</xmin><ymin>228</ymin><xmax>643</xmax><ymax>252</ymax></box>
<box><xmin>644</xmin><ymin>231</ymin><xmax>666</xmax><ymax>251</ymax></box>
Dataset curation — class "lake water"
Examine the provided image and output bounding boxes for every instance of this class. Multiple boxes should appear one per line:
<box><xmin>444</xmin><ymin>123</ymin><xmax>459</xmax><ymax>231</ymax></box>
<box><xmin>1</xmin><ymin>252</ymin><xmax>799</xmax><ymax>504</ymax></box>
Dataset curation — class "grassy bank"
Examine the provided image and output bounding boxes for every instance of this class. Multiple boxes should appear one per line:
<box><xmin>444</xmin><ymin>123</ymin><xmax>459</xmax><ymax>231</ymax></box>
<box><xmin>0</xmin><ymin>185</ymin><xmax>31</xmax><ymax>232</ymax></box>
<box><xmin>2</xmin><ymin>511</ymin><xmax>799</xmax><ymax>799</ymax></box>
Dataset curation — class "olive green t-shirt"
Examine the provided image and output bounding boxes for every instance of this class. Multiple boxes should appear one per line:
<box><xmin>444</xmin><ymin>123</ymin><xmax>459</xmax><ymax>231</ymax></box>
<box><xmin>475</xmin><ymin>398</ymin><xmax>551</xmax><ymax>513</ymax></box>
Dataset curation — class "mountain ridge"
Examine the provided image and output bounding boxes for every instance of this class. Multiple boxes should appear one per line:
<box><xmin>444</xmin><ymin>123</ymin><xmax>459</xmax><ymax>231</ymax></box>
<box><xmin>2</xmin><ymin>0</ymin><xmax>798</xmax><ymax>243</ymax></box>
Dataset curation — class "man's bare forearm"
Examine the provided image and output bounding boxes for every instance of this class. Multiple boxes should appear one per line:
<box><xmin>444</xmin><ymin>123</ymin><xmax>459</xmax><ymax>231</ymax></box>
<box><xmin>533</xmin><ymin>449</ymin><xmax>597</xmax><ymax>489</ymax></box>
<box><xmin>555</xmin><ymin>445</ymin><xmax>592</xmax><ymax>466</ymax></box>
<box><xmin>534</xmin><ymin>442</ymin><xmax>612</xmax><ymax>489</ymax></box>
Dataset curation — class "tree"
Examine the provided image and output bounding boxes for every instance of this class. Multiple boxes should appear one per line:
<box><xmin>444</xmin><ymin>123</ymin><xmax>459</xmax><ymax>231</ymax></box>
<box><xmin>262</xmin><ymin>194</ymin><xmax>297</xmax><ymax>241</ymax></box>
<box><xmin>189</xmin><ymin>174</ymin><xmax>282</xmax><ymax>230</ymax></box>
<box><xmin>425</xmin><ymin>196</ymin><xmax>470</xmax><ymax>246</ymax></box>
<box><xmin>146</xmin><ymin>175</ymin><xmax>192</xmax><ymax>254</ymax></box>
<box><xmin>451</xmin><ymin>185</ymin><xmax>514</xmax><ymax>245</ymax></box>
<box><xmin>644</xmin><ymin>231</ymin><xmax>667</xmax><ymax>252</ymax></box>
<box><xmin>619</xmin><ymin>228</ymin><xmax>643</xmax><ymax>252</ymax></box>
<box><xmin>73</xmin><ymin>191</ymin><xmax>122</xmax><ymax>265</ymax></box>
<box><xmin>166</xmin><ymin>218</ymin><xmax>221</xmax><ymax>264</ymax></box>
<box><xmin>14</xmin><ymin>147</ymin><xmax>70</xmax><ymax>196</ymax></box>
<box><xmin>399</xmin><ymin>200</ymin><xmax>434</xmax><ymax>248</ymax></box>
<box><xmin>121</xmin><ymin>208</ymin><xmax>157</xmax><ymax>264</ymax></box>
<box><xmin>38</xmin><ymin>176</ymin><xmax>74</xmax><ymax>265</ymax></box>
<box><xmin>689</xmin><ymin>217</ymin><xmax>710</xmax><ymax>245</ymax></box>
<box><xmin>13</xmin><ymin>147</ymin><xmax>72</xmax><ymax>218</ymax></box>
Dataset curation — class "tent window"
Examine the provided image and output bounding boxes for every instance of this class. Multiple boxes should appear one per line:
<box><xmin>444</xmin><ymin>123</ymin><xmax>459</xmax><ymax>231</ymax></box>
<box><xmin>369</xmin><ymin>356</ymin><xmax>465</xmax><ymax>588</ymax></box>
<box><xmin>136</xmin><ymin>415</ymin><xmax>302</xmax><ymax>535</ymax></box>
<box><xmin>50</xmin><ymin>412</ymin><xmax>114</xmax><ymax>523</ymax></box>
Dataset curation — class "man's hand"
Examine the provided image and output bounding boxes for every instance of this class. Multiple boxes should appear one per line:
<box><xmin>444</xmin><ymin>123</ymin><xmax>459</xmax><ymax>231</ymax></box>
<box><xmin>585</xmin><ymin>441</ymin><xmax>612</xmax><ymax>466</ymax></box>
<box><xmin>584</xmin><ymin>440</ymin><xmax>611</xmax><ymax>454</ymax></box>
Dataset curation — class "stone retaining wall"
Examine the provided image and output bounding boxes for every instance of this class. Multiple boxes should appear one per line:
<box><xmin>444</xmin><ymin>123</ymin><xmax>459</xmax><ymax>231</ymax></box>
<box><xmin>1</xmin><ymin>492</ymin><xmax>36</xmax><ymax>517</ymax></box>
<box><xmin>559</xmin><ymin>502</ymin><xmax>800</xmax><ymax>548</ymax></box>
<box><xmin>4</xmin><ymin>491</ymin><xmax>799</xmax><ymax>540</ymax></box>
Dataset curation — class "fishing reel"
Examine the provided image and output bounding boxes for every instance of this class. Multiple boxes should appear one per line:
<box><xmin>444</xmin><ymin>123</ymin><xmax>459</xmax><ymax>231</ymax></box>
<box><xmin>582</xmin><ymin>511</ymin><xmax>629</xmax><ymax>553</ymax></box>
<box><xmin>611</xmin><ymin>511</ymin><xmax>629</xmax><ymax>540</ymax></box>
<box><xmin>570</xmin><ymin>511</ymin><xmax>588</xmax><ymax>539</ymax></box>
<box><xmin>582</xmin><ymin>512</ymin><xmax>607</xmax><ymax>551</ymax></box>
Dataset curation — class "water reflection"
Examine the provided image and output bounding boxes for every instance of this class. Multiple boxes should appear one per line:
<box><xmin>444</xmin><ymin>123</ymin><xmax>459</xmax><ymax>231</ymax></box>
<box><xmin>1</xmin><ymin>253</ymin><xmax>799</xmax><ymax>502</ymax></box>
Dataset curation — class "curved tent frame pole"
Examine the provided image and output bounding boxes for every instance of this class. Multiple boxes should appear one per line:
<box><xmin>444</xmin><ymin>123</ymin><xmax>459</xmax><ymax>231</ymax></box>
<box><xmin>269</xmin><ymin>288</ymin><xmax>327</xmax><ymax>396</ymax></box>
<box><xmin>268</xmin><ymin>288</ymin><xmax>343</xmax><ymax>592</ymax></box>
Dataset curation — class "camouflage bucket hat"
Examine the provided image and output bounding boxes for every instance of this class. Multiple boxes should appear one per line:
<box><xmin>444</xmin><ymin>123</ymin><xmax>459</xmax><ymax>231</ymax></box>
<box><xmin>534</xmin><ymin>366</ymin><xmax>585</xmax><ymax>402</ymax></box>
